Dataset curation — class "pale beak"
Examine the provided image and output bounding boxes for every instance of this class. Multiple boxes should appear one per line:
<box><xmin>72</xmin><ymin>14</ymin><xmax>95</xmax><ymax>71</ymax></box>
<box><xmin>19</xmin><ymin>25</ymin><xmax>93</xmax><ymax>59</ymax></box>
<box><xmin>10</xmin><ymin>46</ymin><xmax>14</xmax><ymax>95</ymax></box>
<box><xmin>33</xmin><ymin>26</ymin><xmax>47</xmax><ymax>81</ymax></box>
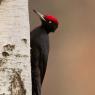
<box><xmin>33</xmin><ymin>9</ymin><xmax>46</xmax><ymax>21</ymax></box>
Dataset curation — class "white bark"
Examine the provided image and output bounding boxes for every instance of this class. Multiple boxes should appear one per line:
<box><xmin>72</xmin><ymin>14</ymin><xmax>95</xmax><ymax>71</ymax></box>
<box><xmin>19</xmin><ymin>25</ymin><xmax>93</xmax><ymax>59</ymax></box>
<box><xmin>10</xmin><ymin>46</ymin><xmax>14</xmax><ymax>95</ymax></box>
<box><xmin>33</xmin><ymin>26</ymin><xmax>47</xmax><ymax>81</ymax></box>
<box><xmin>0</xmin><ymin>0</ymin><xmax>31</xmax><ymax>95</ymax></box>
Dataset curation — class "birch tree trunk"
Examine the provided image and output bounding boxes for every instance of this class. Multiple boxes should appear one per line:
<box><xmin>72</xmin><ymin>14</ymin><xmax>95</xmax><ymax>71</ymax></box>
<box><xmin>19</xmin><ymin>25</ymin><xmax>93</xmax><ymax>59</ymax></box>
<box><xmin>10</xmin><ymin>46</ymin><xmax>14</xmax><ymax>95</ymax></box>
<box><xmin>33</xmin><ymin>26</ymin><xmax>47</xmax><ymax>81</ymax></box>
<box><xmin>0</xmin><ymin>0</ymin><xmax>31</xmax><ymax>95</ymax></box>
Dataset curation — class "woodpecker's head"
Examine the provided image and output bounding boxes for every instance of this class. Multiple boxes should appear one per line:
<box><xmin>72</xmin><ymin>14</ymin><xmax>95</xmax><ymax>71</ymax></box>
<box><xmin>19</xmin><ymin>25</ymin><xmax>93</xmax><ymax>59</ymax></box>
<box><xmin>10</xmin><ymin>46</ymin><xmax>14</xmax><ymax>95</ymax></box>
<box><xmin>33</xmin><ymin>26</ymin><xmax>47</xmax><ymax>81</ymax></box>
<box><xmin>33</xmin><ymin>9</ymin><xmax>59</xmax><ymax>33</ymax></box>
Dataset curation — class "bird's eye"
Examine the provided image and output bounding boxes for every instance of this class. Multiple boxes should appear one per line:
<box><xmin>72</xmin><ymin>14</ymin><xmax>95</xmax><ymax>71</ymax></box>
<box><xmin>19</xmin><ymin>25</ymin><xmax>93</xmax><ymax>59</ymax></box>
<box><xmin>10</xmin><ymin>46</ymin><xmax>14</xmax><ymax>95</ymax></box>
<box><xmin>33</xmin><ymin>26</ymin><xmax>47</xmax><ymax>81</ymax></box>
<box><xmin>48</xmin><ymin>21</ymin><xmax>52</xmax><ymax>24</ymax></box>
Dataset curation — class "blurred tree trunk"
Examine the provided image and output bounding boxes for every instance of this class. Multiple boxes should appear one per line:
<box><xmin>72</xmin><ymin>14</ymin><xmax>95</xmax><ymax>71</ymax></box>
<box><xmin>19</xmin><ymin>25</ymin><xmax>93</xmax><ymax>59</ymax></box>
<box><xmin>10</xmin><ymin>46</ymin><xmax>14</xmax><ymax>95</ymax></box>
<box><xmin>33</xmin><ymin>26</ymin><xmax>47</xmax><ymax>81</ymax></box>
<box><xmin>0</xmin><ymin>0</ymin><xmax>31</xmax><ymax>95</ymax></box>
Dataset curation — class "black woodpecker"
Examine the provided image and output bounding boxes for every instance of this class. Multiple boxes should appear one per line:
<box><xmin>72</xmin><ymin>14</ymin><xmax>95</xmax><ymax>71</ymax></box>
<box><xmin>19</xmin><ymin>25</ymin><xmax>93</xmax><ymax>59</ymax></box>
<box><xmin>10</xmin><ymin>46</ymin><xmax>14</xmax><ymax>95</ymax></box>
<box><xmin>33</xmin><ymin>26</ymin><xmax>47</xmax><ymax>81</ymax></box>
<box><xmin>31</xmin><ymin>9</ymin><xmax>59</xmax><ymax>95</ymax></box>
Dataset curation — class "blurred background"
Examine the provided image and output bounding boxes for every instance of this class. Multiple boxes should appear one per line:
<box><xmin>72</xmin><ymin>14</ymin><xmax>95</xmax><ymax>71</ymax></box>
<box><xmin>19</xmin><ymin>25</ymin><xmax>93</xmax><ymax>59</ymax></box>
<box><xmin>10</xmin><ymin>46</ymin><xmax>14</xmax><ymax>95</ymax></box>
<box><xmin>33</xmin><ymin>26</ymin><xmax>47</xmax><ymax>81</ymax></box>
<box><xmin>29</xmin><ymin>0</ymin><xmax>95</xmax><ymax>95</ymax></box>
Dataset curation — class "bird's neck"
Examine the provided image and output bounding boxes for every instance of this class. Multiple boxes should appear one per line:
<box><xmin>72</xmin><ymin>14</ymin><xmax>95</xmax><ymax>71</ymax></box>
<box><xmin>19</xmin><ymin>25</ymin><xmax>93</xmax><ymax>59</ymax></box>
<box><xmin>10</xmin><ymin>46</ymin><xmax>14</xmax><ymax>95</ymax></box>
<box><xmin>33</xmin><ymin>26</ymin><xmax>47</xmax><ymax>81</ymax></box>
<box><xmin>40</xmin><ymin>25</ymin><xmax>50</xmax><ymax>34</ymax></box>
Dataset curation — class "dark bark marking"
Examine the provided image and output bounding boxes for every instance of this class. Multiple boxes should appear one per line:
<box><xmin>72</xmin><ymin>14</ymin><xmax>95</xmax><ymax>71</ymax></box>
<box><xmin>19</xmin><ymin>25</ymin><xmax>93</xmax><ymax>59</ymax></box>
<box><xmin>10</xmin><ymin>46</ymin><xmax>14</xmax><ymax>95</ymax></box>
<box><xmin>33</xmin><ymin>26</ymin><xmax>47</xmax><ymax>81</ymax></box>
<box><xmin>2</xmin><ymin>52</ymin><xmax>9</xmax><ymax>57</ymax></box>
<box><xmin>21</xmin><ymin>39</ymin><xmax>27</xmax><ymax>44</ymax></box>
<box><xmin>0</xmin><ymin>58</ymin><xmax>7</xmax><ymax>67</ymax></box>
<box><xmin>15</xmin><ymin>54</ymin><xmax>28</xmax><ymax>58</ymax></box>
<box><xmin>3</xmin><ymin>44</ymin><xmax>15</xmax><ymax>52</ymax></box>
<box><xmin>9</xmin><ymin>70</ymin><xmax>26</xmax><ymax>95</ymax></box>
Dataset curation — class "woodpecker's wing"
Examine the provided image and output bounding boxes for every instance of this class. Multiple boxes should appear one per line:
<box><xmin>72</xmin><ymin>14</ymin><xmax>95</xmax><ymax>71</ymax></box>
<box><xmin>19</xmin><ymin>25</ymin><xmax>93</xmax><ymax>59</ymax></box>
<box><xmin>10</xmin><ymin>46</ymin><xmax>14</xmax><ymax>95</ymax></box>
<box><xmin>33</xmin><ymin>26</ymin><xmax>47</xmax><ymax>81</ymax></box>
<box><xmin>39</xmin><ymin>50</ymin><xmax>48</xmax><ymax>84</ymax></box>
<box><xmin>31</xmin><ymin>27</ymin><xmax>49</xmax><ymax>84</ymax></box>
<box><xmin>31</xmin><ymin>45</ymin><xmax>41</xmax><ymax>95</ymax></box>
<box><xmin>31</xmin><ymin>45</ymin><xmax>41</xmax><ymax>73</ymax></box>
<box><xmin>31</xmin><ymin>44</ymin><xmax>48</xmax><ymax>85</ymax></box>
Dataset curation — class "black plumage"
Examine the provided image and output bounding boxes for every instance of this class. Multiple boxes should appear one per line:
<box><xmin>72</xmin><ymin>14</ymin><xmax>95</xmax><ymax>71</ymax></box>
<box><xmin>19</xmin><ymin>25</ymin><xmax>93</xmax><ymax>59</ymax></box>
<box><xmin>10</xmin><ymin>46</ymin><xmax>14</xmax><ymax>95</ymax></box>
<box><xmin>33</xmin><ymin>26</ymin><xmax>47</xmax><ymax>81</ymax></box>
<box><xmin>31</xmin><ymin>10</ymin><xmax>58</xmax><ymax>95</ymax></box>
<box><xmin>31</xmin><ymin>26</ymin><xmax>49</xmax><ymax>95</ymax></box>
